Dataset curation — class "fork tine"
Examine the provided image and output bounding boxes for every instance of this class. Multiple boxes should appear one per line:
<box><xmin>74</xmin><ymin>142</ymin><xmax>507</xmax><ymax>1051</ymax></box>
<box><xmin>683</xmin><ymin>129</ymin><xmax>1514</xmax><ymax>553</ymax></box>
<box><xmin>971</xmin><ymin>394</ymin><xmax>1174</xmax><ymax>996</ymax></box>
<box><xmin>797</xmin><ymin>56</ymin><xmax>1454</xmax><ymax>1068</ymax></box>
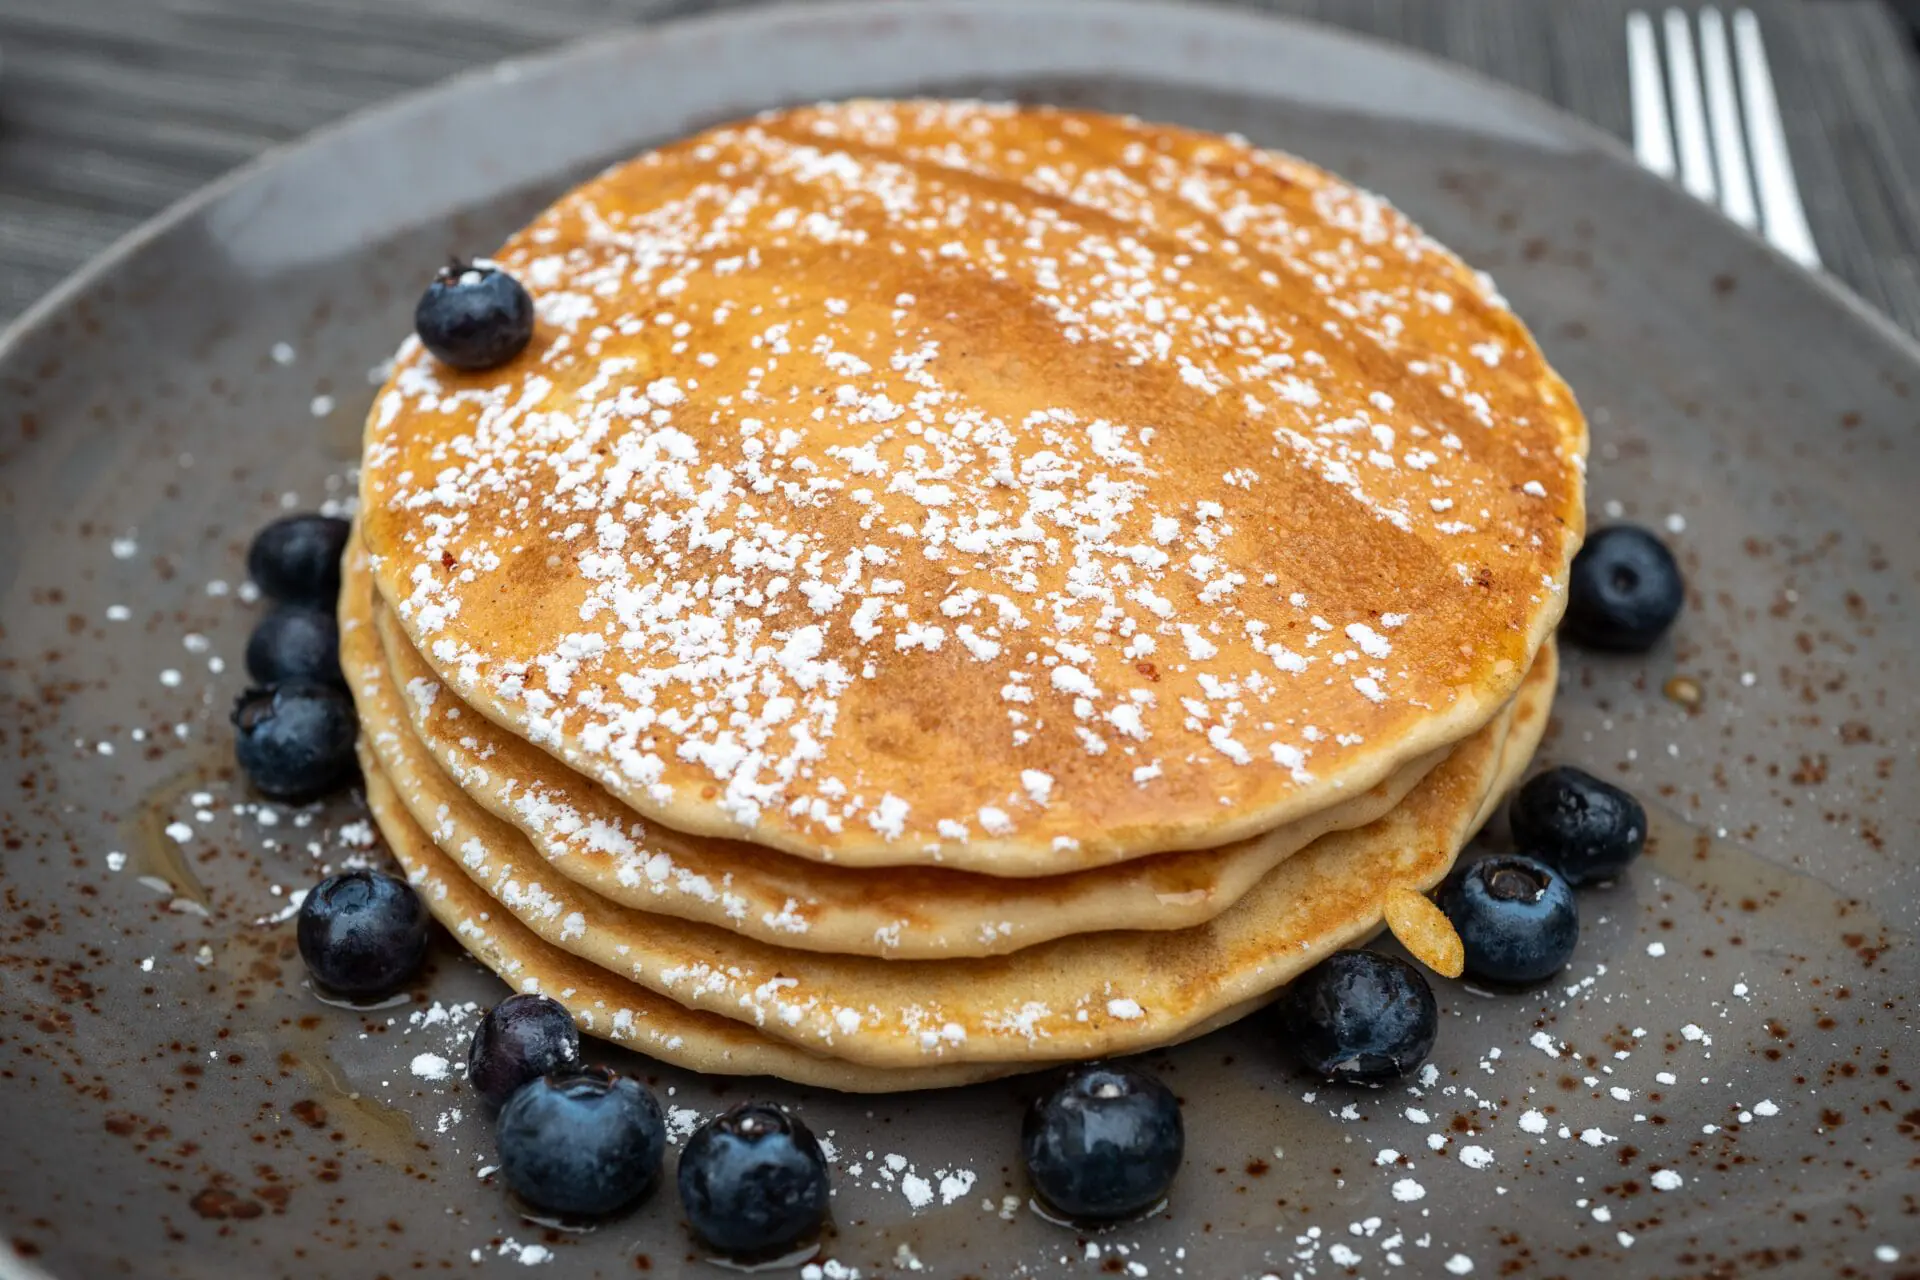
<box><xmin>1662</xmin><ymin>8</ymin><xmax>1719</xmax><ymax>202</ymax></box>
<box><xmin>1697</xmin><ymin>8</ymin><xmax>1759</xmax><ymax>228</ymax></box>
<box><xmin>1731</xmin><ymin>9</ymin><xmax>1822</xmax><ymax>267</ymax></box>
<box><xmin>1627</xmin><ymin>11</ymin><xmax>1677</xmax><ymax>178</ymax></box>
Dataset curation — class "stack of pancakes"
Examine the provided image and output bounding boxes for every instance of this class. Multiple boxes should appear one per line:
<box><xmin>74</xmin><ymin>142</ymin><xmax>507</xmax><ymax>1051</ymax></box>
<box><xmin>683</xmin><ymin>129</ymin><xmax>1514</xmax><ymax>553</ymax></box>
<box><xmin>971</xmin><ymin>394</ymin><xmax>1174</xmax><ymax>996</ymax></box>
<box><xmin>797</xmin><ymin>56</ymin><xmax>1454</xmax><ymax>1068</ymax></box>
<box><xmin>345</xmin><ymin>101</ymin><xmax>1584</xmax><ymax>1090</ymax></box>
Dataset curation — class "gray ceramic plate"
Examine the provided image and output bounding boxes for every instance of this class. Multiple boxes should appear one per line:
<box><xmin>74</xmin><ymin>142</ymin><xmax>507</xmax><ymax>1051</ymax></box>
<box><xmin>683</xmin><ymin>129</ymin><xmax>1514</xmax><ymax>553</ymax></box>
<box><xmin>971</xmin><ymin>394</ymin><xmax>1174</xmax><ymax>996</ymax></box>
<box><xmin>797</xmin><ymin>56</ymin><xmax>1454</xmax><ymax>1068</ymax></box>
<box><xmin>1</xmin><ymin>3</ymin><xmax>1914</xmax><ymax>1277</ymax></box>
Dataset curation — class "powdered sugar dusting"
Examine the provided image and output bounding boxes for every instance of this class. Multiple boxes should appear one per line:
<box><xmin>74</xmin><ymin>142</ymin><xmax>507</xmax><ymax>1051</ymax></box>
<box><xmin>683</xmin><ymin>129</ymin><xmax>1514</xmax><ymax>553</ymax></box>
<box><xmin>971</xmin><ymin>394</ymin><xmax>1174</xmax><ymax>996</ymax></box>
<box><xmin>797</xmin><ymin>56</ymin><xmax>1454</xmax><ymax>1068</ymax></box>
<box><xmin>363</xmin><ymin>99</ymin><xmax>1581</xmax><ymax>862</ymax></box>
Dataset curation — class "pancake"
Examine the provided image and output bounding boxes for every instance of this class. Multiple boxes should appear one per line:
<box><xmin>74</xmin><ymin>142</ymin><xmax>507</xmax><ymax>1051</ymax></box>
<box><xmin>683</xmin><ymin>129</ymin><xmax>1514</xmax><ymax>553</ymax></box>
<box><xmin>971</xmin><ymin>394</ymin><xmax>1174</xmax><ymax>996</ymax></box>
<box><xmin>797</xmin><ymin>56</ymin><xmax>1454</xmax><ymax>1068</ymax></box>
<box><xmin>348</xmin><ymin>573</ymin><xmax>1555</xmax><ymax>1068</ymax></box>
<box><xmin>366</xmin><ymin>749</ymin><xmax>1277</xmax><ymax>1089</ymax></box>
<box><xmin>366</xmin><ymin>643</ymin><xmax>1548</xmax><ymax>1068</ymax></box>
<box><xmin>359</xmin><ymin>100</ymin><xmax>1587</xmax><ymax>873</ymax></box>
<box><xmin>358</xmin><ymin>747</ymin><xmax>1012</xmax><ymax>1092</ymax></box>
<box><xmin>365</xmin><ymin>553</ymin><xmax>1451</xmax><ymax>957</ymax></box>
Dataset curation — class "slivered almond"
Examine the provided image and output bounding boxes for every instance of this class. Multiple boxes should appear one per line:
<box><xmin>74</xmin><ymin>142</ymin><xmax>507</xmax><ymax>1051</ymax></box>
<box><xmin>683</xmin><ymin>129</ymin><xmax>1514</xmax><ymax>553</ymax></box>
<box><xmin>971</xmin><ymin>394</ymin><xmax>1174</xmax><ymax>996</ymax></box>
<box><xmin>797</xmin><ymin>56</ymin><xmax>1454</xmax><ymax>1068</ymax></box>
<box><xmin>1385</xmin><ymin>886</ymin><xmax>1464</xmax><ymax>979</ymax></box>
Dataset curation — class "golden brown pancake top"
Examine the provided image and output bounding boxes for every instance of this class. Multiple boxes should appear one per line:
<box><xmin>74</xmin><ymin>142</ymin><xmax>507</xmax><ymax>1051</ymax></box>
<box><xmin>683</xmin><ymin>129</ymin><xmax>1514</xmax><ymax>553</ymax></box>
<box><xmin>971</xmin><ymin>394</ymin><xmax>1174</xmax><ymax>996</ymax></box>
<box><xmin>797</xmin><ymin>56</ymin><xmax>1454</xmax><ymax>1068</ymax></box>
<box><xmin>361</xmin><ymin>100</ymin><xmax>1585</xmax><ymax>868</ymax></box>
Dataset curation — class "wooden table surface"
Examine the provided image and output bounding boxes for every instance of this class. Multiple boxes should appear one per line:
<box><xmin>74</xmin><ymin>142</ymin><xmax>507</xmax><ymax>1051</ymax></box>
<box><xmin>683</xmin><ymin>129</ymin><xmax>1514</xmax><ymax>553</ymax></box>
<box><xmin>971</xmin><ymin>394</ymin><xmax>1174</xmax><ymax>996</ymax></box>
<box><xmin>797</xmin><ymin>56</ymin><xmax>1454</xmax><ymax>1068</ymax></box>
<box><xmin>1</xmin><ymin>0</ymin><xmax>1918</xmax><ymax>335</ymax></box>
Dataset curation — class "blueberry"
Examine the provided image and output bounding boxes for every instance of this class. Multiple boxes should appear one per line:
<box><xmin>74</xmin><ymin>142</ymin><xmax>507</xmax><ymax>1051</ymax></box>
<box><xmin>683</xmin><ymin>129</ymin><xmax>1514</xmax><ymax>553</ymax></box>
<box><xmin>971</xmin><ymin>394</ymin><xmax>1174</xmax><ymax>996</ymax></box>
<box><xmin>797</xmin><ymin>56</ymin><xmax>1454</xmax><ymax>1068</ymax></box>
<box><xmin>467</xmin><ymin>994</ymin><xmax>580</xmax><ymax>1110</ymax></box>
<box><xmin>1279</xmin><ymin>950</ymin><xmax>1437</xmax><ymax>1083</ymax></box>
<box><xmin>678</xmin><ymin>1103</ymin><xmax>831</xmax><ymax>1256</ymax></box>
<box><xmin>496</xmin><ymin>1065</ymin><xmax>664</xmax><ymax>1218</ymax></box>
<box><xmin>1510</xmin><ymin>766</ymin><xmax>1647</xmax><ymax>887</ymax></box>
<box><xmin>1439</xmin><ymin>855</ymin><xmax>1580</xmax><ymax>984</ymax></box>
<box><xmin>247</xmin><ymin>514</ymin><xmax>351</xmax><ymax>608</ymax></box>
<box><xmin>1021</xmin><ymin>1063</ymin><xmax>1183</xmax><ymax>1221</ymax></box>
<box><xmin>245</xmin><ymin>604</ymin><xmax>342</xmax><ymax>687</ymax></box>
<box><xmin>296</xmin><ymin>869</ymin><xmax>429</xmax><ymax>997</ymax></box>
<box><xmin>1562</xmin><ymin>524</ymin><xmax>1684</xmax><ymax>652</ymax></box>
<box><xmin>414</xmin><ymin>259</ymin><xmax>535</xmax><ymax>372</ymax></box>
<box><xmin>231</xmin><ymin>681</ymin><xmax>358</xmax><ymax>802</ymax></box>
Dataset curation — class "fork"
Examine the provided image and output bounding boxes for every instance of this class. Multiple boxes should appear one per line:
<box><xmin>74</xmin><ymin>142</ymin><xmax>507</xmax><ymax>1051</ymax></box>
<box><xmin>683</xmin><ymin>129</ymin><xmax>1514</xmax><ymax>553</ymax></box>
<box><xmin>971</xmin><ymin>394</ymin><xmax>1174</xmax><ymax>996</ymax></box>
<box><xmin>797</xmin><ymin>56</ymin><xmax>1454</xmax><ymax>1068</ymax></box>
<box><xmin>1626</xmin><ymin>6</ymin><xmax>1822</xmax><ymax>268</ymax></box>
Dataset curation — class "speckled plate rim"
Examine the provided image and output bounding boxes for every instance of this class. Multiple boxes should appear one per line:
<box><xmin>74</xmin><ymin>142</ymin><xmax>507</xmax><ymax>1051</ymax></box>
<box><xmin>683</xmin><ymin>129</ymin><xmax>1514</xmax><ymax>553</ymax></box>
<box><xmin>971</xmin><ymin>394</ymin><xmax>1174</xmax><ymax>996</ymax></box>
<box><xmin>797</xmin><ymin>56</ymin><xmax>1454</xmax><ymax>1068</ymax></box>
<box><xmin>5</xmin><ymin>2</ymin><xmax>1919</xmax><ymax>1275</ymax></box>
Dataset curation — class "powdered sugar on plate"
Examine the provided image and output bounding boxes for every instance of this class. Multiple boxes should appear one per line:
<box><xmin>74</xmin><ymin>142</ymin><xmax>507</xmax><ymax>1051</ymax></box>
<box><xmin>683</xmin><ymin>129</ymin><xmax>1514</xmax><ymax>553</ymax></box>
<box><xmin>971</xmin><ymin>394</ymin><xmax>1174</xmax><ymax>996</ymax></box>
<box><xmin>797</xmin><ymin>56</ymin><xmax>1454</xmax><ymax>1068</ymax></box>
<box><xmin>409</xmin><ymin>1052</ymin><xmax>451</xmax><ymax>1081</ymax></box>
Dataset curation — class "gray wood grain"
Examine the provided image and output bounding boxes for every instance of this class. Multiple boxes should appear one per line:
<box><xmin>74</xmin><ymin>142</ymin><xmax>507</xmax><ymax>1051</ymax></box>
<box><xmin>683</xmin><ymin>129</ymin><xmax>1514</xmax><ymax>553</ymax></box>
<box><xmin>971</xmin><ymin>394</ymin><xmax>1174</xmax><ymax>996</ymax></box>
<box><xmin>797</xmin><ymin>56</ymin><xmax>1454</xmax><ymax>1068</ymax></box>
<box><xmin>0</xmin><ymin>0</ymin><xmax>1917</xmax><ymax>335</ymax></box>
